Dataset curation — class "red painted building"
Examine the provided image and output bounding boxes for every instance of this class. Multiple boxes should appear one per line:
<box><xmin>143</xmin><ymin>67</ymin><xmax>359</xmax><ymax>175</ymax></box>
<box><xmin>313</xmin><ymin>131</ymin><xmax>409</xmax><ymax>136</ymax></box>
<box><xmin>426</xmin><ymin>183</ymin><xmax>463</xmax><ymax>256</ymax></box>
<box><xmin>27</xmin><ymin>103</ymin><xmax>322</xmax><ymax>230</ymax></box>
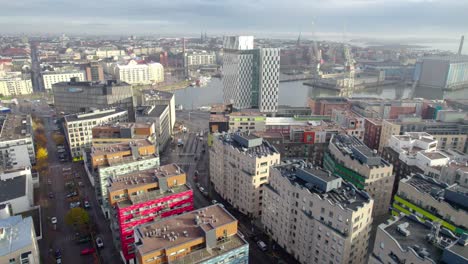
<box><xmin>108</xmin><ymin>164</ymin><xmax>193</xmax><ymax>263</ymax></box>
<box><xmin>308</xmin><ymin>98</ymin><xmax>349</xmax><ymax>116</ymax></box>
<box><xmin>363</xmin><ymin>118</ymin><xmax>382</xmax><ymax>151</ymax></box>
<box><xmin>387</xmin><ymin>106</ymin><xmax>416</xmax><ymax>119</ymax></box>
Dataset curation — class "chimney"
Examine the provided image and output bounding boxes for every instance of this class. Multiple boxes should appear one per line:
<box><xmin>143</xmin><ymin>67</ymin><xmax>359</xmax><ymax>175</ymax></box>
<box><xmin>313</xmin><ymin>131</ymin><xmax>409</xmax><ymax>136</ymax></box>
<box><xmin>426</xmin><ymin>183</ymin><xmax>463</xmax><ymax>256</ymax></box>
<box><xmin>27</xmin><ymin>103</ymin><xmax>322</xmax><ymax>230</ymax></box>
<box><xmin>458</xmin><ymin>35</ymin><xmax>464</xmax><ymax>55</ymax></box>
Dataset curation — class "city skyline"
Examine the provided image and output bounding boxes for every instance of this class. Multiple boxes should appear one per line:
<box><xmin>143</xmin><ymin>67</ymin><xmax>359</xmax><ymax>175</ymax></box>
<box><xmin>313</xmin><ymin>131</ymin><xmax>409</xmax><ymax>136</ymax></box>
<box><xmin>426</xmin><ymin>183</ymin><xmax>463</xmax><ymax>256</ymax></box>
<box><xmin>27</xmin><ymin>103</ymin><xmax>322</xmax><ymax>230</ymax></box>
<box><xmin>0</xmin><ymin>0</ymin><xmax>466</xmax><ymax>41</ymax></box>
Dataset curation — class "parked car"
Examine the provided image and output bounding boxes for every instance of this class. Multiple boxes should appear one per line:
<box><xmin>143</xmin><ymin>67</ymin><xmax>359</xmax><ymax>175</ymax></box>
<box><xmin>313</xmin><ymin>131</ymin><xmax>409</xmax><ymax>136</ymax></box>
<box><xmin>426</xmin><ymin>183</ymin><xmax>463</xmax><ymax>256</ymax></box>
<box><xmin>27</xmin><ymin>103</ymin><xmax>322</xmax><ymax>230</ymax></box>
<box><xmin>55</xmin><ymin>249</ymin><xmax>62</xmax><ymax>259</ymax></box>
<box><xmin>80</xmin><ymin>248</ymin><xmax>95</xmax><ymax>255</ymax></box>
<box><xmin>84</xmin><ymin>200</ymin><xmax>90</xmax><ymax>209</ymax></box>
<box><xmin>96</xmin><ymin>237</ymin><xmax>104</xmax><ymax>248</ymax></box>
<box><xmin>66</xmin><ymin>191</ymin><xmax>78</xmax><ymax>198</ymax></box>
<box><xmin>51</xmin><ymin>217</ymin><xmax>57</xmax><ymax>224</ymax></box>
<box><xmin>257</xmin><ymin>240</ymin><xmax>268</xmax><ymax>251</ymax></box>
<box><xmin>78</xmin><ymin>181</ymin><xmax>84</xmax><ymax>187</ymax></box>
<box><xmin>70</xmin><ymin>202</ymin><xmax>81</xmax><ymax>208</ymax></box>
<box><xmin>199</xmin><ymin>187</ymin><xmax>205</xmax><ymax>192</ymax></box>
<box><xmin>211</xmin><ymin>200</ymin><xmax>218</xmax><ymax>205</ymax></box>
<box><xmin>48</xmin><ymin>192</ymin><xmax>55</xmax><ymax>199</ymax></box>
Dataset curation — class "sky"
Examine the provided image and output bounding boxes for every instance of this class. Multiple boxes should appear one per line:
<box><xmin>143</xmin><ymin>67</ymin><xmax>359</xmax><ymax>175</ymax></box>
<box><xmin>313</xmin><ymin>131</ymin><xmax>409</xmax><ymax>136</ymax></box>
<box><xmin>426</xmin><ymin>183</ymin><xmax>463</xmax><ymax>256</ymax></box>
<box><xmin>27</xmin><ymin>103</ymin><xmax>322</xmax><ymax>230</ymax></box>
<box><xmin>0</xmin><ymin>0</ymin><xmax>466</xmax><ymax>43</ymax></box>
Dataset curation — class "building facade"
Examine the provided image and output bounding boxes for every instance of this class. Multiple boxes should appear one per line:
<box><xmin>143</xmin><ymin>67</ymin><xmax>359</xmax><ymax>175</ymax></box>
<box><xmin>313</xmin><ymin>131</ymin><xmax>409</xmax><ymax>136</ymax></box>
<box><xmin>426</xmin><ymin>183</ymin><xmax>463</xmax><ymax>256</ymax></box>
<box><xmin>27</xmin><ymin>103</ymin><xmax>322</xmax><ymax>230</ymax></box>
<box><xmin>185</xmin><ymin>51</ymin><xmax>216</xmax><ymax>66</ymax></box>
<box><xmin>108</xmin><ymin>164</ymin><xmax>194</xmax><ymax>263</ymax></box>
<box><xmin>115</xmin><ymin>61</ymin><xmax>164</xmax><ymax>85</ymax></box>
<box><xmin>324</xmin><ymin>134</ymin><xmax>395</xmax><ymax>216</ymax></box>
<box><xmin>0</xmin><ymin>215</ymin><xmax>40</xmax><ymax>264</ymax></box>
<box><xmin>416</xmin><ymin>56</ymin><xmax>468</xmax><ymax>90</ymax></box>
<box><xmin>64</xmin><ymin>108</ymin><xmax>128</xmax><ymax>159</ymax></box>
<box><xmin>85</xmin><ymin>61</ymin><xmax>105</xmax><ymax>82</ymax></box>
<box><xmin>262</xmin><ymin>162</ymin><xmax>374</xmax><ymax>264</ymax></box>
<box><xmin>210</xmin><ymin>133</ymin><xmax>280</xmax><ymax>218</ymax></box>
<box><xmin>0</xmin><ymin>74</ymin><xmax>32</xmax><ymax>96</ymax></box>
<box><xmin>42</xmin><ymin>70</ymin><xmax>85</xmax><ymax>90</ymax></box>
<box><xmin>136</xmin><ymin>105</ymin><xmax>171</xmax><ymax>152</ymax></box>
<box><xmin>138</xmin><ymin>90</ymin><xmax>176</xmax><ymax>136</ymax></box>
<box><xmin>363</xmin><ymin>118</ymin><xmax>382</xmax><ymax>151</ymax></box>
<box><xmin>0</xmin><ymin>114</ymin><xmax>35</xmax><ymax>169</ymax></box>
<box><xmin>222</xmin><ymin>36</ymin><xmax>280</xmax><ymax>112</ymax></box>
<box><xmin>134</xmin><ymin>204</ymin><xmax>249</xmax><ymax>264</ymax></box>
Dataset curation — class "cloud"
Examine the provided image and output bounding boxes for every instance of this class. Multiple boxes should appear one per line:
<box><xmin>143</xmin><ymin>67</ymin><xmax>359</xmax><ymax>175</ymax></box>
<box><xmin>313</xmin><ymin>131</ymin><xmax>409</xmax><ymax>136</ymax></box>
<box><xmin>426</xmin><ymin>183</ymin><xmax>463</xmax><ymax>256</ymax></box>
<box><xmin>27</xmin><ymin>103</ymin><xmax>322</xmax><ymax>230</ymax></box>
<box><xmin>0</xmin><ymin>0</ymin><xmax>466</xmax><ymax>40</ymax></box>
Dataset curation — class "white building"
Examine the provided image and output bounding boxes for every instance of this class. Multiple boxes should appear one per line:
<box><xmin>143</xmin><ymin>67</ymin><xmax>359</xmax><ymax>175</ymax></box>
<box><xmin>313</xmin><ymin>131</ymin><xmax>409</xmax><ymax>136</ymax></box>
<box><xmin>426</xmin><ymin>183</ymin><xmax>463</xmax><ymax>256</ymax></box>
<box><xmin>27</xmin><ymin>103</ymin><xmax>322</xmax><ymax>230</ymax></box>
<box><xmin>42</xmin><ymin>70</ymin><xmax>85</xmax><ymax>90</ymax></box>
<box><xmin>0</xmin><ymin>72</ymin><xmax>32</xmax><ymax>96</ymax></box>
<box><xmin>64</xmin><ymin>108</ymin><xmax>128</xmax><ymax>159</ymax></box>
<box><xmin>96</xmin><ymin>49</ymin><xmax>126</xmax><ymax>59</ymax></box>
<box><xmin>0</xmin><ymin>215</ymin><xmax>40</xmax><ymax>264</ymax></box>
<box><xmin>115</xmin><ymin>61</ymin><xmax>164</xmax><ymax>85</ymax></box>
<box><xmin>0</xmin><ymin>114</ymin><xmax>35</xmax><ymax>169</ymax></box>
<box><xmin>262</xmin><ymin>161</ymin><xmax>374</xmax><ymax>264</ymax></box>
<box><xmin>222</xmin><ymin>36</ymin><xmax>280</xmax><ymax>112</ymax></box>
<box><xmin>185</xmin><ymin>51</ymin><xmax>216</xmax><ymax>66</ymax></box>
<box><xmin>210</xmin><ymin>133</ymin><xmax>280</xmax><ymax>218</ymax></box>
<box><xmin>0</xmin><ymin>167</ymin><xmax>34</xmax><ymax>214</ymax></box>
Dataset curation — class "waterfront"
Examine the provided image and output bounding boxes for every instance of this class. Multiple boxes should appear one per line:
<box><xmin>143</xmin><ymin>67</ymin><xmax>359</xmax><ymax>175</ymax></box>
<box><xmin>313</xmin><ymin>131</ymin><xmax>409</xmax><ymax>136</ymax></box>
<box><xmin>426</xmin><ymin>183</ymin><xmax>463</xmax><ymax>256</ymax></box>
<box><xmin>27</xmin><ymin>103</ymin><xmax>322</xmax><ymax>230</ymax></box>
<box><xmin>172</xmin><ymin>78</ymin><xmax>468</xmax><ymax>110</ymax></box>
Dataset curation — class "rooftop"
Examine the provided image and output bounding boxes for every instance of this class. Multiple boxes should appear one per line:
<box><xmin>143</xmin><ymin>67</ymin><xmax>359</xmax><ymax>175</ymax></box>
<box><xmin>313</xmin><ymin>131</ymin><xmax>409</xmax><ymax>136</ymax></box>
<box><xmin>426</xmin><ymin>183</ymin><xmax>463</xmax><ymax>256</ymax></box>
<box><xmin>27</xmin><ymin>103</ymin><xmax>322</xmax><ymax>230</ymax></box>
<box><xmin>0</xmin><ymin>175</ymin><xmax>26</xmax><ymax>203</ymax></box>
<box><xmin>215</xmin><ymin>133</ymin><xmax>278</xmax><ymax>158</ymax></box>
<box><xmin>53</xmin><ymin>79</ymin><xmax>130</xmax><ymax>88</ymax></box>
<box><xmin>0</xmin><ymin>114</ymin><xmax>32</xmax><ymax>141</ymax></box>
<box><xmin>142</xmin><ymin>89</ymin><xmax>174</xmax><ymax>100</ymax></box>
<box><xmin>420</xmin><ymin>151</ymin><xmax>449</xmax><ymax>160</ymax></box>
<box><xmin>90</xmin><ymin>139</ymin><xmax>153</xmax><ymax>156</ymax></box>
<box><xmin>64</xmin><ymin>108</ymin><xmax>127</xmax><ymax>122</ymax></box>
<box><xmin>0</xmin><ymin>216</ymin><xmax>35</xmax><ymax>257</ymax></box>
<box><xmin>209</xmin><ymin>114</ymin><xmax>229</xmax><ymax>122</ymax></box>
<box><xmin>136</xmin><ymin>105</ymin><xmax>168</xmax><ymax>118</ymax></box>
<box><xmin>382</xmin><ymin>215</ymin><xmax>462</xmax><ymax>263</ymax></box>
<box><xmin>135</xmin><ymin>205</ymin><xmax>238</xmax><ymax>254</ymax></box>
<box><xmin>331</xmin><ymin>134</ymin><xmax>389</xmax><ymax>167</ymax></box>
<box><xmin>274</xmin><ymin>161</ymin><xmax>371</xmax><ymax>211</ymax></box>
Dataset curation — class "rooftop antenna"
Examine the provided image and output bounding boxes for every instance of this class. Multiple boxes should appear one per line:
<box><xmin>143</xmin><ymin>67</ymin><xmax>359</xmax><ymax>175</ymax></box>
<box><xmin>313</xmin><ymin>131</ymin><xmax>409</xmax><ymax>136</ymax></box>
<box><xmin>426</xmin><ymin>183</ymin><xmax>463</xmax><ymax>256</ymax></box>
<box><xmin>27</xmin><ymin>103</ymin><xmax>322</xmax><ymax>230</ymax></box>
<box><xmin>458</xmin><ymin>35</ymin><xmax>464</xmax><ymax>55</ymax></box>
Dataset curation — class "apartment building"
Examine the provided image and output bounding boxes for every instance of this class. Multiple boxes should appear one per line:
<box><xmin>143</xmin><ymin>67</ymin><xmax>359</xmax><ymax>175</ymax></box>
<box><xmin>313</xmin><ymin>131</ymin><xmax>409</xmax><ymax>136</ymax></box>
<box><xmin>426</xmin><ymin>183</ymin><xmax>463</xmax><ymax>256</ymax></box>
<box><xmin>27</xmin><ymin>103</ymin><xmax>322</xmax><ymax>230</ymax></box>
<box><xmin>369</xmin><ymin>214</ymin><xmax>468</xmax><ymax>264</ymax></box>
<box><xmin>262</xmin><ymin>161</ymin><xmax>373</xmax><ymax>264</ymax></box>
<box><xmin>64</xmin><ymin>108</ymin><xmax>128</xmax><ymax>159</ymax></box>
<box><xmin>210</xmin><ymin>133</ymin><xmax>280</xmax><ymax>218</ymax></box>
<box><xmin>0</xmin><ymin>215</ymin><xmax>40</xmax><ymax>264</ymax></box>
<box><xmin>85</xmin><ymin>61</ymin><xmax>104</xmax><ymax>82</ymax></box>
<box><xmin>91</xmin><ymin>122</ymin><xmax>156</xmax><ymax>145</ymax></box>
<box><xmin>108</xmin><ymin>164</ymin><xmax>194</xmax><ymax>263</ymax></box>
<box><xmin>185</xmin><ymin>51</ymin><xmax>216</xmax><ymax>66</ymax></box>
<box><xmin>136</xmin><ymin>105</ymin><xmax>171</xmax><ymax>152</ymax></box>
<box><xmin>115</xmin><ymin>61</ymin><xmax>164</xmax><ymax>85</ymax></box>
<box><xmin>392</xmin><ymin>174</ymin><xmax>467</xmax><ymax>236</ymax></box>
<box><xmin>223</xmin><ymin>36</ymin><xmax>280</xmax><ymax>112</ymax></box>
<box><xmin>53</xmin><ymin>78</ymin><xmax>135</xmax><ymax>119</ymax></box>
<box><xmin>308</xmin><ymin>97</ymin><xmax>349</xmax><ymax>116</ymax></box>
<box><xmin>324</xmin><ymin>134</ymin><xmax>394</xmax><ymax>216</ymax></box>
<box><xmin>134</xmin><ymin>204</ymin><xmax>249</xmax><ymax>264</ymax></box>
<box><xmin>0</xmin><ymin>72</ymin><xmax>32</xmax><ymax>96</ymax></box>
<box><xmin>42</xmin><ymin>70</ymin><xmax>85</xmax><ymax>90</ymax></box>
<box><xmin>0</xmin><ymin>114</ymin><xmax>35</xmax><ymax>169</ymax></box>
<box><xmin>363</xmin><ymin>118</ymin><xmax>382</xmax><ymax>151</ymax></box>
<box><xmin>228</xmin><ymin>112</ymin><xmax>266</xmax><ymax>133</ymax></box>
<box><xmin>378</xmin><ymin>118</ymin><xmax>468</xmax><ymax>153</ymax></box>
<box><xmin>138</xmin><ymin>90</ymin><xmax>176</xmax><ymax>135</ymax></box>
<box><xmin>95</xmin><ymin>49</ymin><xmax>126</xmax><ymax>58</ymax></box>
<box><xmin>332</xmin><ymin>109</ymin><xmax>365</xmax><ymax>141</ymax></box>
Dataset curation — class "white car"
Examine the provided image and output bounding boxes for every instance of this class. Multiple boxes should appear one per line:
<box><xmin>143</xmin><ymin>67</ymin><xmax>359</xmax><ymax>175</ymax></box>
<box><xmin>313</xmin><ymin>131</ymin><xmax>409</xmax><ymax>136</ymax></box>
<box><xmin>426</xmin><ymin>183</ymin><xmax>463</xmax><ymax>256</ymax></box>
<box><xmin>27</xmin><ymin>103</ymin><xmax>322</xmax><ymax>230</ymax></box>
<box><xmin>199</xmin><ymin>187</ymin><xmax>205</xmax><ymax>192</ymax></box>
<box><xmin>211</xmin><ymin>200</ymin><xmax>218</xmax><ymax>205</ymax></box>
<box><xmin>96</xmin><ymin>237</ymin><xmax>104</xmax><ymax>248</ymax></box>
<box><xmin>51</xmin><ymin>217</ymin><xmax>57</xmax><ymax>224</ymax></box>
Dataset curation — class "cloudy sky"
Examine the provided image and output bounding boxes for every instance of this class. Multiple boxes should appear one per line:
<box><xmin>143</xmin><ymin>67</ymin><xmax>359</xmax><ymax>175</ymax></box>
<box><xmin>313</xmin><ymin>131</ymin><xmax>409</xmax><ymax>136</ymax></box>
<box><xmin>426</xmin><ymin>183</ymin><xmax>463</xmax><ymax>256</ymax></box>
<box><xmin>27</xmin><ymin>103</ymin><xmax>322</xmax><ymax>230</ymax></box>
<box><xmin>0</xmin><ymin>0</ymin><xmax>466</xmax><ymax>41</ymax></box>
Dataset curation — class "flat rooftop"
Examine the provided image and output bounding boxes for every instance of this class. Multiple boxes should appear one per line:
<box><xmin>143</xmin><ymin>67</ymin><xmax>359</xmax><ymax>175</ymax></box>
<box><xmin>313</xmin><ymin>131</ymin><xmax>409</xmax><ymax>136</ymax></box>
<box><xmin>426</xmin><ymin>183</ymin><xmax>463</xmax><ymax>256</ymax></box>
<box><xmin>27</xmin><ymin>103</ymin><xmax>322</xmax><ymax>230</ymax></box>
<box><xmin>64</xmin><ymin>108</ymin><xmax>127</xmax><ymax>122</ymax></box>
<box><xmin>53</xmin><ymin>79</ymin><xmax>130</xmax><ymax>87</ymax></box>
<box><xmin>209</xmin><ymin>114</ymin><xmax>228</xmax><ymax>122</ymax></box>
<box><xmin>216</xmin><ymin>133</ymin><xmax>278</xmax><ymax>158</ymax></box>
<box><xmin>403</xmin><ymin>174</ymin><xmax>447</xmax><ymax>196</ymax></box>
<box><xmin>90</xmin><ymin>139</ymin><xmax>153</xmax><ymax>156</ymax></box>
<box><xmin>383</xmin><ymin>216</ymin><xmax>460</xmax><ymax>263</ymax></box>
<box><xmin>420</xmin><ymin>151</ymin><xmax>448</xmax><ymax>160</ymax></box>
<box><xmin>93</xmin><ymin>122</ymin><xmax>153</xmax><ymax>130</ymax></box>
<box><xmin>108</xmin><ymin>164</ymin><xmax>184</xmax><ymax>193</ymax></box>
<box><xmin>0</xmin><ymin>216</ymin><xmax>35</xmax><ymax>257</ymax></box>
<box><xmin>0</xmin><ymin>175</ymin><xmax>26</xmax><ymax>203</ymax></box>
<box><xmin>274</xmin><ymin>162</ymin><xmax>370</xmax><ymax>211</ymax></box>
<box><xmin>135</xmin><ymin>205</ymin><xmax>237</xmax><ymax>254</ymax></box>
<box><xmin>142</xmin><ymin>89</ymin><xmax>174</xmax><ymax>100</ymax></box>
<box><xmin>136</xmin><ymin>105</ymin><xmax>168</xmax><ymax>118</ymax></box>
<box><xmin>331</xmin><ymin>134</ymin><xmax>389</xmax><ymax>167</ymax></box>
<box><xmin>0</xmin><ymin>114</ymin><xmax>32</xmax><ymax>141</ymax></box>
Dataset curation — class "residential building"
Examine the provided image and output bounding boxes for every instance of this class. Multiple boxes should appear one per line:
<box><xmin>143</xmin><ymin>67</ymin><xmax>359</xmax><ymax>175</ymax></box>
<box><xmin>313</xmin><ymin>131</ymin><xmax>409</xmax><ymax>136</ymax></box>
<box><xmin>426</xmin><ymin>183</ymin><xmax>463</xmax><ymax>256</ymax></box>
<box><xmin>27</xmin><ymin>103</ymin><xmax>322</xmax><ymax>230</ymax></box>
<box><xmin>0</xmin><ymin>215</ymin><xmax>40</xmax><ymax>264</ymax></box>
<box><xmin>138</xmin><ymin>90</ymin><xmax>176</xmax><ymax>135</ymax></box>
<box><xmin>115</xmin><ymin>61</ymin><xmax>164</xmax><ymax>85</ymax></box>
<box><xmin>332</xmin><ymin>109</ymin><xmax>365</xmax><ymax>141</ymax></box>
<box><xmin>324</xmin><ymin>134</ymin><xmax>395</xmax><ymax>216</ymax></box>
<box><xmin>134</xmin><ymin>204</ymin><xmax>249</xmax><ymax>264</ymax></box>
<box><xmin>64</xmin><ymin>108</ymin><xmax>128</xmax><ymax>159</ymax></box>
<box><xmin>95</xmin><ymin>49</ymin><xmax>126</xmax><ymax>58</ymax></box>
<box><xmin>0</xmin><ymin>167</ymin><xmax>35</xmax><ymax>214</ymax></box>
<box><xmin>52</xmin><ymin>78</ymin><xmax>135</xmax><ymax>119</ymax></box>
<box><xmin>363</xmin><ymin>118</ymin><xmax>382</xmax><ymax>151</ymax></box>
<box><xmin>92</xmin><ymin>122</ymin><xmax>156</xmax><ymax>145</ymax></box>
<box><xmin>210</xmin><ymin>133</ymin><xmax>280</xmax><ymax>218</ymax></box>
<box><xmin>378</xmin><ymin>118</ymin><xmax>468</xmax><ymax>153</ymax></box>
<box><xmin>133</xmin><ymin>47</ymin><xmax>163</xmax><ymax>56</ymax></box>
<box><xmin>108</xmin><ymin>164</ymin><xmax>194</xmax><ymax>263</ymax></box>
<box><xmin>392</xmin><ymin>174</ymin><xmax>467</xmax><ymax>235</ymax></box>
<box><xmin>415</xmin><ymin>55</ymin><xmax>468</xmax><ymax>90</ymax></box>
<box><xmin>0</xmin><ymin>114</ymin><xmax>35</xmax><ymax>169</ymax></box>
<box><xmin>369</xmin><ymin>214</ymin><xmax>468</xmax><ymax>264</ymax></box>
<box><xmin>308</xmin><ymin>97</ymin><xmax>349</xmax><ymax>116</ymax></box>
<box><xmin>222</xmin><ymin>36</ymin><xmax>280</xmax><ymax>112</ymax></box>
<box><xmin>228</xmin><ymin>112</ymin><xmax>266</xmax><ymax>133</ymax></box>
<box><xmin>262</xmin><ymin>161</ymin><xmax>374</xmax><ymax>264</ymax></box>
<box><xmin>185</xmin><ymin>51</ymin><xmax>216</xmax><ymax>66</ymax></box>
<box><xmin>42</xmin><ymin>70</ymin><xmax>85</xmax><ymax>90</ymax></box>
<box><xmin>209</xmin><ymin>104</ymin><xmax>233</xmax><ymax>133</ymax></box>
<box><xmin>85</xmin><ymin>61</ymin><xmax>105</xmax><ymax>82</ymax></box>
<box><xmin>0</xmin><ymin>72</ymin><xmax>32</xmax><ymax>96</ymax></box>
<box><xmin>136</xmin><ymin>105</ymin><xmax>171</xmax><ymax>152</ymax></box>
<box><xmin>83</xmin><ymin>139</ymin><xmax>160</xmax><ymax>217</ymax></box>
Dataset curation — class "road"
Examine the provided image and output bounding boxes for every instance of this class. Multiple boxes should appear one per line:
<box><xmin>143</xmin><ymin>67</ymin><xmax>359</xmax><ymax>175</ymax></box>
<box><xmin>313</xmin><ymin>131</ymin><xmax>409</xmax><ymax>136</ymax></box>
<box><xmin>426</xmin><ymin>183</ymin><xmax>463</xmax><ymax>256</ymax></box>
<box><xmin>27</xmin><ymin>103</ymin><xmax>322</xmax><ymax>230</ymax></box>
<box><xmin>30</xmin><ymin>43</ymin><xmax>43</xmax><ymax>92</ymax></box>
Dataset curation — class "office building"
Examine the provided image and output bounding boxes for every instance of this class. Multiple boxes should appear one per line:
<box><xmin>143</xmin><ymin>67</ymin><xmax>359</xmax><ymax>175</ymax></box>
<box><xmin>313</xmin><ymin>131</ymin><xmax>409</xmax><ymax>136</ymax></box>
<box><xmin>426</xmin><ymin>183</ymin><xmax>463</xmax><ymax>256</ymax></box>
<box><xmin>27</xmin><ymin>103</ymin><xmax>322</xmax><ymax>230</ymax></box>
<box><xmin>262</xmin><ymin>161</ymin><xmax>373</xmax><ymax>264</ymax></box>
<box><xmin>138</xmin><ymin>90</ymin><xmax>175</xmax><ymax>135</ymax></box>
<box><xmin>108</xmin><ymin>164</ymin><xmax>194</xmax><ymax>263</ymax></box>
<box><xmin>185</xmin><ymin>51</ymin><xmax>216</xmax><ymax>66</ymax></box>
<box><xmin>0</xmin><ymin>73</ymin><xmax>32</xmax><ymax>96</ymax></box>
<box><xmin>415</xmin><ymin>55</ymin><xmax>468</xmax><ymax>90</ymax></box>
<box><xmin>324</xmin><ymin>134</ymin><xmax>395</xmax><ymax>216</ymax></box>
<box><xmin>42</xmin><ymin>70</ymin><xmax>85</xmax><ymax>90</ymax></box>
<box><xmin>83</xmin><ymin>139</ymin><xmax>160</xmax><ymax>217</ymax></box>
<box><xmin>0</xmin><ymin>215</ymin><xmax>40</xmax><ymax>264</ymax></box>
<box><xmin>0</xmin><ymin>167</ymin><xmax>35</xmax><ymax>214</ymax></box>
<box><xmin>64</xmin><ymin>108</ymin><xmax>128</xmax><ymax>159</ymax></box>
<box><xmin>0</xmin><ymin>114</ymin><xmax>35</xmax><ymax>169</ymax></box>
<box><xmin>115</xmin><ymin>61</ymin><xmax>164</xmax><ymax>85</ymax></box>
<box><xmin>393</xmin><ymin>173</ymin><xmax>467</xmax><ymax>235</ymax></box>
<box><xmin>134</xmin><ymin>204</ymin><xmax>249</xmax><ymax>264</ymax></box>
<box><xmin>85</xmin><ymin>61</ymin><xmax>105</xmax><ymax>82</ymax></box>
<box><xmin>378</xmin><ymin>118</ymin><xmax>468</xmax><ymax>153</ymax></box>
<box><xmin>136</xmin><ymin>105</ymin><xmax>171</xmax><ymax>152</ymax></box>
<box><xmin>222</xmin><ymin>36</ymin><xmax>280</xmax><ymax>112</ymax></box>
<box><xmin>92</xmin><ymin>122</ymin><xmax>156</xmax><ymax>145</ymax></box>
<box><xmin>228</xmin><ymin>112</ymin><xmax>266</xmax><ymax>133</ymax></box>
<box><xmin>210</xmin><ymin>133</ymin><xmax>280</xmax><ymax>218</ymax></box>
<box><xmin>53</xmin><ymin>78</ymin><xmax>135</xmax><ymax>119</ymax></box>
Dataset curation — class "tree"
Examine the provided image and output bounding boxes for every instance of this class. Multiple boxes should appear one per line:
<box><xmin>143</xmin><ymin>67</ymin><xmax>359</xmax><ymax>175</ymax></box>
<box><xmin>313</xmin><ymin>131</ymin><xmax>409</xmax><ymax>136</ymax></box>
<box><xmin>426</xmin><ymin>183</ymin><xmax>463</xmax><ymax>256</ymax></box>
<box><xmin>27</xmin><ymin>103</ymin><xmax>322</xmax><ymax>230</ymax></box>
<box><xmin>35</xmin><ymin>133</ymin><xmax>47</xmax><ymax>147</ymax></box>
<box><xmin>52</xmin><ymin>134</ymin><xmax>65</xmax><ymax>145</ymax></box>
<box><xmin>65</xmin><ymin>208</ymin><xmax>90</xmax><ymax>229</ymax></box>
<box><xmin>36</xmin><ymin>147</ymin><xmax>48</xmax><ymax>160</ymax></box>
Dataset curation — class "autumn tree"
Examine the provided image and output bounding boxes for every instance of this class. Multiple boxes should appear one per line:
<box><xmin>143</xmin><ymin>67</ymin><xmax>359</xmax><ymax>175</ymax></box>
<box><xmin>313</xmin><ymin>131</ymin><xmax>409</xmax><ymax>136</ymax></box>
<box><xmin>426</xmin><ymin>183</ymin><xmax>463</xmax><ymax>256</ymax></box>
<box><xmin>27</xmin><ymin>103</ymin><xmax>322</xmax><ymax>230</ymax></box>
<box><xmin>36</xmin><ymin>147</ymin><xmax>48</xmax><ymax>160</ymax></box>
<box><xmin>65</xmin><ymin>208</ymin><xmax>90</xmax><ymax>229</ymax></box>
<box><xmin>52</xmin><ymin>134</ymin><xmax>65</xmax><ymax>145</ymax></box>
